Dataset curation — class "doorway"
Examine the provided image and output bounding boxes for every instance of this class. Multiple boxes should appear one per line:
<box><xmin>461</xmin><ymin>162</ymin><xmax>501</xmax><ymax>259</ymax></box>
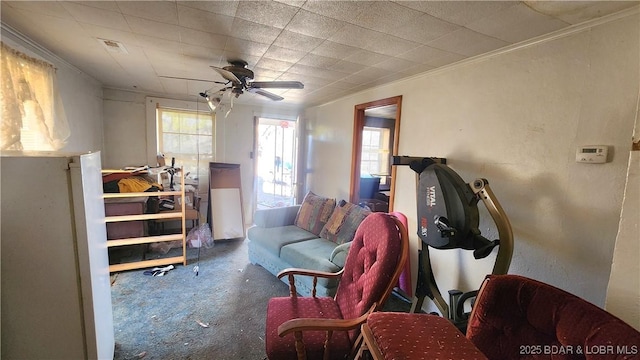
<box><xmin>254</xmin><ymin>117</ymin><xmax>297</xmax><ymax>210</ymax></box>
<box><xmin>350</xmin><ymin>96</ymin><xmax>402</xmax><ymax>212</ymax></box>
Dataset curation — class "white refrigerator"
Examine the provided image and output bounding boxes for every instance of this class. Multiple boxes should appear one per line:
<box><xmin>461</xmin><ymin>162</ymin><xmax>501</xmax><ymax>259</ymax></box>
<box><xmin>1</xmin><ymin>151</ymin><xmax>114</xmax><ymax>359</ymax></box>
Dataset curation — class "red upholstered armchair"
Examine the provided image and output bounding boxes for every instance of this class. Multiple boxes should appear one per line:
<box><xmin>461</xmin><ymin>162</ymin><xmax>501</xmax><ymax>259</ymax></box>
<box><xmin>265</xmin><ymin>212</ymin><xmax>409</xmax><ymax>360</ymax></box>
<box><xmin>361</xmin><ymin>274</ymin><xmax>640</xmax><ymax>360</ymax></box>
<box><xmin>467</xmin><ymin>274</ymin><xmax>640</xmax><ymax>359</ymax></box>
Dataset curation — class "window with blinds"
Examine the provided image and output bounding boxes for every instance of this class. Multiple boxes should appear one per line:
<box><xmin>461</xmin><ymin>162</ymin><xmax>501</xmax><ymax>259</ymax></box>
<box><xmin>156</xmin><ymin>107</ymin><xmax>214</xmax><ymax>190</ymax></box>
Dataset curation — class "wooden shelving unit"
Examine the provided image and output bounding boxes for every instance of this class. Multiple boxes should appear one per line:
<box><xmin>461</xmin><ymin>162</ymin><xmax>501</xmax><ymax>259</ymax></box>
<box><xmin>102</xmin><ymin>169</ymin><xmax>187</xmax><ymax>272</ymax></box>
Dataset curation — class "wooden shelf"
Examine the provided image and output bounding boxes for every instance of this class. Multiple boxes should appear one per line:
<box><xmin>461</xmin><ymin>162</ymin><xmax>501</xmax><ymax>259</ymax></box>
<box><xmin>105</xmin><ymin>212</ymin><xmax>182</xmax><ymax>222</ymax></box>
<box><xmin>103</xmin><ymin>168</ymin><xmax>187</xmax><ymax>273</ymax></box>
<box><xmin>106</xmin><ymin>234</ymin><xmax>183</xmax><ymax>247</ymax></box>
<box><xmin>103</xmin><ymin>190</ymin><xmax>181</xmax><ymax>198</ymax></box>
<box><xmin>108</xmin><ymin>256</ymin><xmax>185</xmax><ymax>273</ymax></box>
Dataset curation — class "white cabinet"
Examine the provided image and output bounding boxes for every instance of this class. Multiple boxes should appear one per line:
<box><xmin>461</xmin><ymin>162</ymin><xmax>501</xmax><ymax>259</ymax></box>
<box><xmin>1</xmin><ymin>152</ymin><xmax>114</xmax><ymax>360</ymax></box>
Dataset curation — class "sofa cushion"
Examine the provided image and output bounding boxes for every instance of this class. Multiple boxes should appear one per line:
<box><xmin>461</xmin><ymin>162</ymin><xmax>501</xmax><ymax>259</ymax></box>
<box><xmin>320</xmin><ymin>200</ymin><xmax>371</xmax><ymax>244</ymax></box>
<box><xmin>247</xmin><ymin>225</ymin><xmax>318</xmax><ymax>257</ymax></box>
<box><xmin>294</xmin><ymin>192</ymin><xmax>336</xmax><ymax>236</ymax></box>
<box><xmin>280</xmin><ymin>238</ymin><xmax>341</xmax><ymax>274</ymax></box>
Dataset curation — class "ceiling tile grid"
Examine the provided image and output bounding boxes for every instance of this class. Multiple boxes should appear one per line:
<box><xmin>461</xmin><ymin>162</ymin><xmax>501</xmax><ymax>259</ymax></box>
<box><xmin>1</xmin><ymin>1</ymin><xmax>637</xmax><ymax>107</ymax></box>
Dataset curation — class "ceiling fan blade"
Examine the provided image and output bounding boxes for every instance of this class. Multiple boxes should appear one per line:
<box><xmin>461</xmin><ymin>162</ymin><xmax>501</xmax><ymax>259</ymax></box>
<box><xmin>249</xmin><ymin>81</ymin><xmax>304</xmax><ymax>89</ymax></box>
<box><xmin>159</xmin><ymin>75</ymin><xmax>226</xmax><ymax>84</ymax></box>
<box><xmin>247</xmin><ymin>88</ymin><xmax>284</xmax><ymax>101</ymax></box>
<box><xmin>210</xmin><ymin>66</ymin><xmax>241</xmax><ymax>85</ymax></box>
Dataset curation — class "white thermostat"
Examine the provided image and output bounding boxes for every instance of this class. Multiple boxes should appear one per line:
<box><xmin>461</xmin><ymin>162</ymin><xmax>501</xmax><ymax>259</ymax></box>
<box><xmin>576</xmin><ymin>145</ymin><xmax>608</xmax><ymax>163</ymax></box>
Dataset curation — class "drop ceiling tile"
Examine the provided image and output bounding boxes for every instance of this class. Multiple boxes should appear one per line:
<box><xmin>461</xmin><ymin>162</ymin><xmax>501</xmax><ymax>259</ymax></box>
<box><xmin>329</xmin><ymin>60</ymin><xmax>368</xmax><ymax>74</ymax></box>
<box><xmin>397</xmin><ymin>45</ymin><xmax>465</xmax><ymax>67</ymax></box>
<box><xmin>61</xmin><ymin>1</ymin><xmax>130</xmax><ymax>31</ymax></box>
<box><xmin>181</xmin><ymin>44</ymin><xmax>225</xmax><ymax>63</ymax></box>
<box><xmin>71</xmin><ymin>1</ymin><xmax>120</xmax><ymax>12</ymax></box>
<box><xmin>223</xmin><ymin>37</ymin><xmax>270</xmax><ymax>57</ymax></box>
<box><xmin>397</xmin><ymin>1</ymin><xmax>519</xmax><ymax>26</ymax></box>
<box><xmin>263</xmin><ymin>45</ymin><xmax>307</xmax><ymax>63</ymax></box>
<box><xmin>161</xmin><ymin>77</ymin><xmax>189</xmax><ymax>95</ymax></box>
<box><xmin>2</xmin><ymin>1</ymin><xmax>73</xmax><ymax>20</ymax></box>
<box><xmin>297</xmin><ymin>53</ymin><xmax>340</xmax><ymax>69</ymax></box>
<box><xmin>235</xmin><ymin>1</ymin><xmax>300</xmax><ymax>29</ymax></box>
<box><xmin>111</xmin><ymin>45</ymin><xmax>156</xmax><ymax>76</ymax></box>
<box><xmin>2</xmin><ymin>7</ymin><xmax>82</xmax><ymax>49</ymax></box>
<box><xmin>177</xmin><ymin>4</ymin><xmax>234</xmax><ymax>35</ymax></box>
<box><xmin>361</xmin><ymin>33</ymin><xmax>420</xmax><ymax>57</ymax></box>
<box><xmin>273</xmin><ymin>30</ymin><xmax>324</xmax><ymax>52</ymax></box>
<box><xmin>252</xmin><ymin>68</ymin><xmax>283</xmax><ymax>81</ymax></box>
<box><xmin>466</xmin><ymin>3</ymin><xmax>569</xmax><ymax>43</ymax></box>
<box><xmin>328</xmin><ymin>23</ymin><xmax>380</xmax><ymax>48</ymax></box>
<box><xmin>177</xmin><ymin>1</ymin><xmax>239</xmax><ymax>17</ymax></box>
<box><xmin>285</xmin><ymin>9</ymin><xmax>346</xmax><ymax>39</ymax></box>
<box><xmin>116</xmin><ymin>1</ymin><xmax>179</xmax><ymax>25</ymax></box>
<box><xmin>351</xmin><ymin>1</ymin><xmax>423</xmax><ymax>33</ymax></box>
<box><xmin>255</xmin><ymin>57</ymin><xmax>294</xmax><ymax>72</ymax></box>
<box><xmin>311</xmin><ymin>40</ymin><xmax>361</xmax><ymax>60</ymax></box>
<box><xmin>230</xmin><ymin>17</ymin><xmax>282</xmax><ymax>44</ymax></box>
<box><xmin>372</xmin><ymin>57</ymin><xmax>420</xmax><ymax>73</ymax></box>
<box><xmin>180</xmin><ymin>27</ymin><xmax>229</xmax><ymax>51</ymax></box>
<box><xmin>388</xmin><ymin>13</ymin><xmax>461</xmax><ymax>44</ymax></box>
<box><xmin>125</xmin><ymin>15</ymin><xmax>181</xmax><ymax>42</ymax></box>
<box><xmin>287</xmin><ymin>63</ymin><xmax>345</xmax><ymax>82</ymax></box>
<box><xmin>343</xmin><ymin>50</ymin><xmax>391</xmax><ymax>66</ymax></box>
<box><xmin>397</xmin><ymin>62</ymin><xmax>436</xmax><ymax>77</ymax></box>
<box><xmin>342</xmin><ymin>66</ymin><xmax>391</xmax><ymax>84</ymax></box>
<box><xmin>274</xmin><ymin>0</ymin><xmax>305</xmax><ymax>8</ymax></box>
<box><xmin>302</xmin><ymin>0</ymin><xmax>373</xmax><ymax>23</ymax></box>
<box><xmin>277</xmin><ymin>71</ymin><xmax>326</xmax><ymax>86</ymax></box>
<box><xmin>427</xmin><ymin>28</ymin><xmax>510</xmax><ymax>57</ymax></box>
<box><xmin>78</xmin><ymin>22</ymin><xmax>139</xmax><ymax>49</ymax></box>
<box><xmin>133</xmin><ymin>33</ymin><xmax>183</xmax><ymax>53</ymax></box>
<box><xmin>365</xmin><ymin>72</ymin><xmax>404</xmax><ymax>87</ymax></box>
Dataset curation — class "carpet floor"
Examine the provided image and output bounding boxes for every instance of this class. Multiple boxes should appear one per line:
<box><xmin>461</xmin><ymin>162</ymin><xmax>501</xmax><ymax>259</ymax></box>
<box><xmin>110</xmin><ymin>239</ymin><xmax>411</xmax><ymax>360</ymax></box>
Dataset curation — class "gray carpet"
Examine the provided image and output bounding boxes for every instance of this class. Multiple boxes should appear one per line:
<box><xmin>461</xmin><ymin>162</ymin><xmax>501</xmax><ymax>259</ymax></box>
<box><xmin>110</xmin><ymin>239</ymin><xmax>411</xmax><ymax>360</ymax></box>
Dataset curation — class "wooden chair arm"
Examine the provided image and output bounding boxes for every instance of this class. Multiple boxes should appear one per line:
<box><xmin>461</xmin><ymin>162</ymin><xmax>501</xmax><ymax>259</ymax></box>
<box><xmin>277</xmin><ymin>267</ymin><xmax>344</xmax><ymax>297</ymax></box>
<box><xmin>277</xmin><ymin>267</ymin><xmax>343</xmax><ymax>280</ymax></box>
<box><xmin>278</xmin><ymin>303</ymin><xmax>376</xmax><ymax>337</ymax></box>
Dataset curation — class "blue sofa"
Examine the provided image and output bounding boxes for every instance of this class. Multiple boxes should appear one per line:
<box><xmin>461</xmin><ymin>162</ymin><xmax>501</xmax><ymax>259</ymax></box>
<box><xmin>248</xmin><ymin>196</ymin><xmax>370</xmax><ymax>297</ymax></box>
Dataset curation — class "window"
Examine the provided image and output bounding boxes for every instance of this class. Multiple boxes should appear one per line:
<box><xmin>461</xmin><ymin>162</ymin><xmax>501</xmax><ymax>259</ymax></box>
<box><xmin>0</xmin><ymin>41</ymin><xmax>69</xmax><ymax>151</ymax></box>
<box><xmin>156</xmin><ymin>107</ymin><xmax>214</xmax><ymax>190</ymax></box>
<box><xmin>361</xmin><ymin>126</ymin><xmax>391</xmax><ymax>184</ymax></box>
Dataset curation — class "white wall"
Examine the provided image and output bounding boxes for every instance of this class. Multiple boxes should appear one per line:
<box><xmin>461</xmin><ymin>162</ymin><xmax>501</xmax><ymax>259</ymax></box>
<box><xmin>1</xmin><ymin>26</ymin><xmax>104</xmax><ymax>155</ymax></box>
<box><xmin>304</xmin><ymin>11</ymin><xmax>639</xmax><ymax>315</ymax></box>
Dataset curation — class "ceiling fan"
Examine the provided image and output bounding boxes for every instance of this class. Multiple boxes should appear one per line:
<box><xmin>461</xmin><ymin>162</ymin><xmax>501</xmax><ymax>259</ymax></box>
<box><xmin>206</xmin><ymin>59</ymin><xmax>304</xmax><ymax>101</ymax></box>
<box><xmin>195</xmin><ymin>59</ymin><xmax>304</xmax><ymax>116</ymax></box>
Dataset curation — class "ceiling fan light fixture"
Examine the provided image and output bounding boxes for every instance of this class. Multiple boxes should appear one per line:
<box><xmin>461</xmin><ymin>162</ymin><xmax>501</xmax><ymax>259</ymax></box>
<box><xmin>199</xmin><ymin>91</ymin><xmax>221</xmax><ymax>112</ymax></box>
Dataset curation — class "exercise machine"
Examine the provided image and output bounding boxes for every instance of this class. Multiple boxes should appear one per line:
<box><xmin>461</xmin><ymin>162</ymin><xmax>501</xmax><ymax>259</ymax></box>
<box><xmin>393</xmin><ymin>156</ymin><xmax>513</xmax><ymax>331</ymax></box>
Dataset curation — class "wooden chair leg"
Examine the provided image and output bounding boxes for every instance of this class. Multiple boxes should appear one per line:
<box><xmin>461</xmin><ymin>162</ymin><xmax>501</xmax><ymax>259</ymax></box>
<box><xmin>294</xmin><ymin>331</ymin><xmax>306</xmax><ymax>360</ymax></box>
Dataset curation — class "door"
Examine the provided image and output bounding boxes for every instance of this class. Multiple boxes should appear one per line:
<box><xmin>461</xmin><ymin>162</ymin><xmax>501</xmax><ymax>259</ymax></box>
<box><xmin>350</xmin><ymin>96</ymin><xmax>402</xmax><ymax>212</ymax></box>
<box><xmin>254</xmin><ymin>117</ymin><xmax>298</xmax><ymax>210</ymax></box>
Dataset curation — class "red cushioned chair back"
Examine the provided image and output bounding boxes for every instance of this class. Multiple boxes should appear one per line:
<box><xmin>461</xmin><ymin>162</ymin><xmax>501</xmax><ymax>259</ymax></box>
<box><xmin>334</xmin><ymin>212</ymin><xmax>405</xmax><ymax>343</ymax></box>
<box><xmin>467</xmin><ymin>274</ymin><xmax>640</xmax><ymax>360</ymax></box>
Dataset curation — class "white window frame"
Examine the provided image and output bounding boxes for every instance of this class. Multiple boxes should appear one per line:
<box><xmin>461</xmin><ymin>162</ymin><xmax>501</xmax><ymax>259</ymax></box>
<box><xmin>361</xmin><ymin>126</ymin><xmax>391</xmax><ymax>183</ymax></box>
<box><xmin>145</xmin><ymin>97</ymin><xmax>214</xmax><ymax>194</ymax></box>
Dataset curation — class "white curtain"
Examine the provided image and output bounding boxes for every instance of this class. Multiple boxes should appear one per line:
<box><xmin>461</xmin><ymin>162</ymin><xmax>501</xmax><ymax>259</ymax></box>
<box><xmin>1</xmin><ymin>41</ymin><xmax>69</xmax><ymax>151</ymax></box>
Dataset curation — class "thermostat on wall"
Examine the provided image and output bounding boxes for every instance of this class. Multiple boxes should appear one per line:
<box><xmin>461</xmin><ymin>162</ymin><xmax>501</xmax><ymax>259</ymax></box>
<box><xmin>576</xmin><ymin>145</ymin><xmax>608</xmax><ymax>163</ymax></box>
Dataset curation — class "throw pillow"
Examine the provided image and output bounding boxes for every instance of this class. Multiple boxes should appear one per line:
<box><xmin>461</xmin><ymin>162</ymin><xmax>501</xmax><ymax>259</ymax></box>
<box><xmin>320</xmin><ymin>200</ymin><xmax>371</xmax><ymax>244</ymax></box>
<box><xmin>294</xmin><ymin>192</ymin><xmax>336</xmax><ymax>235</ymax></box>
